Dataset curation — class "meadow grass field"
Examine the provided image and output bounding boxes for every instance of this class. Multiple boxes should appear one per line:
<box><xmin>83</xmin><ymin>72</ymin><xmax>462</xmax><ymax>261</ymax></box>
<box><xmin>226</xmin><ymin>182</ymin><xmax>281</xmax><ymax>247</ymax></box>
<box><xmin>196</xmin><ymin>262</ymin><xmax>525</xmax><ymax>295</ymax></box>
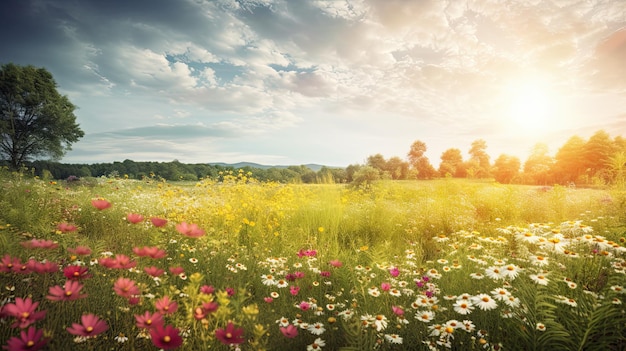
<box><xmin>0</xmin><ymin>169</ymin><xmax>625</xmax><ymax>350</ymax></box>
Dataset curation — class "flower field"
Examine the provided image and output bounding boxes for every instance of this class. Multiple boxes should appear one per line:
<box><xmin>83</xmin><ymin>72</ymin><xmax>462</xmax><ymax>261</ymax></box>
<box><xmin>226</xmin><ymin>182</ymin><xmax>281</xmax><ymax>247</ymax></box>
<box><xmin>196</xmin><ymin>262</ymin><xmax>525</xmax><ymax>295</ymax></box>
<box><xmin>0</xmin><ymin>170</ymin><xmax>625</xmax><ymax>350</ymax></box>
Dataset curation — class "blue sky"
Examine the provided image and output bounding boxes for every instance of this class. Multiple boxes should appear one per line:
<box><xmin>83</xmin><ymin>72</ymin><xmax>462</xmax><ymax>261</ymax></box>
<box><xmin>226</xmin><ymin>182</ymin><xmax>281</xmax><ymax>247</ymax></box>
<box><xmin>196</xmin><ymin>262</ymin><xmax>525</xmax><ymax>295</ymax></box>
<box><xmin>1</xmin><ymin>0</ymin><xmax>625</xmax><ymax>167</ymax></box>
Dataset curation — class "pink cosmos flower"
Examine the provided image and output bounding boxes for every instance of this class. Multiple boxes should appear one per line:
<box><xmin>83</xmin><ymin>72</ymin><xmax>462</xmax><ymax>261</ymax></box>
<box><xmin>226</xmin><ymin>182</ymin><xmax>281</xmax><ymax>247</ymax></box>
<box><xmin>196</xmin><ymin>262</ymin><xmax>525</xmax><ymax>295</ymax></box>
<box><xmin>175</xmin><ymin>222</ymin><xmax>206</xmax><ymax>238</ymax></box>
<box><xmin>0</xmin><ymin>254</ymin><xmax>21</xmax><ymax>273</ymax></box>
<box><xmin>98</xmin><ymin>256</ymin><xmax>116</xmax><ymax>269</ymax></box>
<box><xmin>134</xmin><ymin>311</ymin><xmax>164</xmax><ymax>329</ymax></box>
<box><xmin>299</xmin><ymin>301</ymin><xmax>311</xmax><ymax>311</ymax></box>
<box><xmin>67</xmin><ymin>246</ymin><xmax>92</xmax><ymax>256</ymax></box>
<box><xmin>56</xmin><ymin>222</ymin><xmax>77</xmax><ymax>233</ymax></box>
<box><xmin>133</xmin><ymin>246</ymin><xmax>167</xmax><ymax>259</ymax></box>
<box><xmin>280</xmin><ymin>324</ymin><xmax>299</xmax><ymax>338</ymax></box>
<box><xmin>169</xmin><ymin>266</ymin><xmax>184</xmax><ymax>275</ymax></box>
<box><xmin>264</xmin><ymin>297</ymin><xmax>273</xmax><ymax>303</ymax></box>
<box><xmin>32</xmin><ymin>260</ymin><xmax>59</xmax><ymax>274</ymax></box>
<box><xmin>392</xmin><ymin>306</ymin><xmax>404</xmax><ymax>316</ymax></box>
<box><xmin>381</xmin><ymin>282</ymin><xmax>391</xmax><ymax>291</ymax></box>
<box><xmin>389</xmin><ymin>267</ymin><xmax>400</xmax><ymax>277</ymax></box>
<box><xmin>225</xmin><ymin>288</ymin><xmax>235</xmax><ymax>296</ymax></box>
<box><xmin>144</xmin><ymin>266</ymin><xmax>165</xmax><ymax>277</ymax></box>
<box><xmin>150</xmin><ymin>324</ymin><xmax>183</xmax><ymax>350</ymax></box>
<box><xmin>1</xmin><ymin>297</ymin><xmax>47</xmax><ymax>329</ymax></box>
<box><xmin>155</xmin><ymin>296</ymin><xmax>178</xmax><ymax>315</ymax></box>
<box><xmin>126</xmin><ymin>213</ymin><xmax>144</xmax><ymax>224</ymax></box>
<box><xmin>113</xmin><ymin>277</ymin><xmax>141</xmax><ymax>299</ymax></box>
<box><xmin>66</xmin><ymin>314</ymin><xmax>108</xmax><ymax>337</ymax></box>
<box><xmin>199</xmin><ymin>285</ymin><xmax>215</xmax><ymax>295</ymax></box>
<box><xmin>329</xmin><ymin>259</ymin><xmax>343</xmax><ymax>268</ymax></box>
<box><xmin>193</xmin><ymin>301</ymin><xmax>219</xmax><ymax>320</ymax></box>
<box><xmin>91</xmin><ymin>199</ymin><xmax>111</xmax><ymax>210</ymax></box>
<box><xmin>20</xmin><ymin>239</ymin><xmax>58</xmax><ymax>250</ymax></box>
<box><xmin>289</xmin><ymin>286</ymin><xmax>300</xmax><ymax>296</ymax></box>
<box><xmin>3</xmin><ymin>326</ymin><xmax>49</xmax><ymax>351</ymax></box>
<box><xmin>101</xmin><ymin>254</ymin><xmax>136</xmax><ymax>269</ymax></box>
<box><xmin>215</xmin><ymin>322</ymin><xmax>245</xmax><ymax>345</ymax></box>
<box><xmin>150</xmin><ymin>217</ymin><xmax>168</xmax><ymax>227</ymax></box>
<box><xmin>63</xmin><ymin>265</ymin><xmax>91</xmax><ymax>280</ymax></box>
<box><xmin>47</xmin><ymin>280</ymin><xmax>88</xmax><ymax>301</ymax></box>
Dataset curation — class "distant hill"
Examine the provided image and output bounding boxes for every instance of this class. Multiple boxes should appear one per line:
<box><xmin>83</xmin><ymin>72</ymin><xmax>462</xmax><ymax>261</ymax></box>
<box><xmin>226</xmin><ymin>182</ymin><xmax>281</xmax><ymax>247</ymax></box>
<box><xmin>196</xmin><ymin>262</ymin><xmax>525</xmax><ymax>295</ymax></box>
<box><xmin>208</xmin><ymin>162</ymin><xmax>335</xmax><ymax>172</ymax></box>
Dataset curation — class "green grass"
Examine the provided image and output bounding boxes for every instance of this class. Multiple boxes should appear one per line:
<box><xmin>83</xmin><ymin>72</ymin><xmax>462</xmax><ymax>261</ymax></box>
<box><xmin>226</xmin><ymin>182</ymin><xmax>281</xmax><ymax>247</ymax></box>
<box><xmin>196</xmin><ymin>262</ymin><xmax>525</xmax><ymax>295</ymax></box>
<box><xmin>0</xmin><ymin>174</ymin><xmax>624</xmax><ymax>350</ymax></box>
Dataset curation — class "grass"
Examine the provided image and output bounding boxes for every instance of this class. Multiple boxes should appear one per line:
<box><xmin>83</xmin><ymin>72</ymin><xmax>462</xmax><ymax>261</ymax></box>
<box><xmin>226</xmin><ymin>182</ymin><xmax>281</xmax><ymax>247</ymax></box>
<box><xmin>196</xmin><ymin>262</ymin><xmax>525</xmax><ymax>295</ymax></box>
<box><xmin>0</xmin><ymin>170</ymin><xmax>624</xmax><ymax>350</ymax></box>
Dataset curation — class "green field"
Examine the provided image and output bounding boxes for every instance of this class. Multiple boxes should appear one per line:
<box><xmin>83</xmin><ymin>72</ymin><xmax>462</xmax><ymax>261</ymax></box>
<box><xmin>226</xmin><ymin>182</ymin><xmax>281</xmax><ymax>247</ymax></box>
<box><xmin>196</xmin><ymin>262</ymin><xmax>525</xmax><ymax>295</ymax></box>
<box><xmin>0</xmin><ymin>172</ymin><xmax>624</xmax><ymax>350</ymax></box>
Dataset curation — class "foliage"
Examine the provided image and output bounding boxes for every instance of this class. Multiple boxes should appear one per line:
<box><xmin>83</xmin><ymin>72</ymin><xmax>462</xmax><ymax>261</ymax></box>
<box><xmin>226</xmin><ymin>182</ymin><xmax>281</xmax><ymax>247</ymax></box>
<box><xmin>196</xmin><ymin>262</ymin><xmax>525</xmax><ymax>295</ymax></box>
<box><xmin>0</xmin><ymin>174</ymin><xmax>624</xmax><ymax>350</ymax></box>
<box><xmin>0</xmin><ymin>63</ymin><xmax>84</xmax><ymax>169</ymax></box>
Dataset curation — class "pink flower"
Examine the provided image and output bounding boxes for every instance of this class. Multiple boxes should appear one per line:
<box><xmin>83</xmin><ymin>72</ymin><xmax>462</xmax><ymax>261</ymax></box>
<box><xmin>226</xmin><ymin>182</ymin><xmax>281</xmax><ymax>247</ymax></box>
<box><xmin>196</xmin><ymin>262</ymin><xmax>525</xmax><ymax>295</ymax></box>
<box><xmin>0</xmin><ymin>254</ymin><xmax>21</xmax><ymax>273</ymax></box>
<box><xmin>150</xmin><ymin>324</ymin><xmax>183</xmax><ymax>350</ymax></box>
<box><xmin>105</xmin><ymin>254</ymin><xmax>136</xmax><ymax>269</ymax></box>
<box><xmin>392</xmin><ymin>305</ymin><xmax>404</xmax><ymax>316</ymax></box>
<box><xmin>47</xmin><ymin>280</ymin><xmax>88</xmax><ymax>301</ymax></box>
<box><xmin>175</xmin><ymin>222</ymin><xmax>206</xmax><ymax>238</ymax></box>
<box><xmin>134</xmin><ymin>311</ymin><xmax>163</xmax><ymax>329</ymax></box>
<box><xmin>67</xmin><ymin>246</ymin><xmax>92</xmax><ymax>256</ymax></box>
<box><xmin>133</xmin><ymin>246</ymin><xmax>167</xmax><ymax>259</ymax></box>
<box><xmin>56</xmin><ymin>222</ymin><xmax>77</xmax><ymax>233</ymax></box>
<box><xmin>280</xmin><ymin>324</ymin><xmax>299</xmax><ymax>338</ymax></box>
<box><xmin>32</xmin><ymin>260</ymin><xmax>59</xmax><ymax>274</ymax></box>
<box><xmin>264</xmin><ymin>297</ymin><xmax>273</xmax><ymax>303</ymax></box>
<box><xmin>20</xmin><ymin>239</ymin><xmax>58</xmax><ymax>250</ymax></box>
<box><xmin>320</xmin><ymin>271</ymin><xmax>331</xmax><ymax>277</ymax></box>
<box><xmin>150</xmin><ymin>217</ymin><xmax>168</xmax><ymax>227</ymax></box>
<box><xmin>91</xmin><ymin>199</ymin><xmax>111</xmax><ymax>210</ymax></box>
<box><xmin>126</xmin><ymin>213</ymin><xmax>144</xmax><ymax>224</ymax></box>
<box><xmin>299</xmin><ymin>301</ymin><xmax>311</xmax><ymax>311</ymax></box>
<box><xmin>1</xmin><ymin>297</ymin><xmax>47</xmax><ymax>329</ymax></box>
<box><xmin>225</xmin><ymin>288</ymin><xmax>235</xmax><ymax>296</ymax></box>
<box><xmin>66</xmin><ymin>314</ymin><xmax>108</xmax><ymax>337</ymax></box>
<box><xmin>155</xmin><ymin>296</ymin><xmax>178</xmax><ymax>315</ymax></box>
<box><xmin>215</xmin><ymin>322</ymin><xmax>245</xmax><ymax>345</ymax></box>
<box><xmin>113</xmin><ymin>277</ymin><xmax>141</xmax><ymax>299</ymax></box>
<box><xmin>169</xmin><ymin>266</ymin><xmax>184</xmax><ymax>275</ymax></box>
<box><xmin>3</xmin><ymin>326</ymin><xmax>49</xmax><ymax>351</ymax></box>
<box><xmin>193</xmin><ymin>301</ymin><xmax>219</xmax><ymax>320</ymax></box>
<box><xmin>144</xmin><ymin>266</ymin><xmax>165</xmax><ymax>277</ymax></box>
<box><xmin>329</xmin><ymin>259</ymin><xmax>343</xmax><ymax>268</ymax></box>
<box><xmin>199</xmin><ymin>285</ymin><xmax>215</xmax><ymax>295</ymax></box>
<box><xmin>389</xmin><ymin>267</ymin><xmax>400</xmax><ymax>277</ymax></box>
<box><xmin>381</xmin><ymin>282</ymin><xmax>391</xmax><ymax>291</ymax></box>
<box><xmin>289</xmin><ymin>286</ymin><xmax>300</xmax><ymax>296</ymax></box>
<box><xmin>63</xmin><ymin>265</ymin><xmax>91</xmax><ymax>280</ymax></box>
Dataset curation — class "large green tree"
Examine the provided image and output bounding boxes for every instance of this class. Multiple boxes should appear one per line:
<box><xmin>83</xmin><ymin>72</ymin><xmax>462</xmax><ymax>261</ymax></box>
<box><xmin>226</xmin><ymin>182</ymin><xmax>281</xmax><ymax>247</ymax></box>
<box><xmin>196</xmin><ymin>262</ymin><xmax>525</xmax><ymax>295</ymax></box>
<box><xmin>407</xmin><ymin>140</ymin><xmax>436</xmax><ymax>179</ymax></box>
<box><xmin>0</xmin><ymin>63</ymin><xmax>84</xmax><ymax>169</ymax></box>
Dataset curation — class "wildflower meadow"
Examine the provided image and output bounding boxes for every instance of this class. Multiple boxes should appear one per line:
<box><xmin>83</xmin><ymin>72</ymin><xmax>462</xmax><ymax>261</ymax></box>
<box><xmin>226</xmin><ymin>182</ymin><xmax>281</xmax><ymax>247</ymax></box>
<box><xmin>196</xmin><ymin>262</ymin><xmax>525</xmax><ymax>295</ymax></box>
<box><xmin>0</xmin><ymin>169</ymin><xmax>625</xmax><ymax>350</ymax></box>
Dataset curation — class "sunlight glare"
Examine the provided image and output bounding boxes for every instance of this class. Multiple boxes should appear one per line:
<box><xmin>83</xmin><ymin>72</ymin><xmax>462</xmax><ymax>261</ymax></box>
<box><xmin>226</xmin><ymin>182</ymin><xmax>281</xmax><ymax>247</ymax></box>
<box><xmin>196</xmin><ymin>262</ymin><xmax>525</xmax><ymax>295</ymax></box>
<box><xmin>507</xmin><ymin>80</ymin><xmax>554</xmax><ymax>132</ymax></box>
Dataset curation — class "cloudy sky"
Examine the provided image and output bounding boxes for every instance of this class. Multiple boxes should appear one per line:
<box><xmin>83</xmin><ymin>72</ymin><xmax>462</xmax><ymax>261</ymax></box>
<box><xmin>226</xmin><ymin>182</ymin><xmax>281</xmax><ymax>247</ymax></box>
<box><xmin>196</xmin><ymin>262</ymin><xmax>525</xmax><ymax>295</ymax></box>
<box><xmin>1</xmin><ymin>0</ymin><xmax>625</xmax><ymax>167</ymax></box>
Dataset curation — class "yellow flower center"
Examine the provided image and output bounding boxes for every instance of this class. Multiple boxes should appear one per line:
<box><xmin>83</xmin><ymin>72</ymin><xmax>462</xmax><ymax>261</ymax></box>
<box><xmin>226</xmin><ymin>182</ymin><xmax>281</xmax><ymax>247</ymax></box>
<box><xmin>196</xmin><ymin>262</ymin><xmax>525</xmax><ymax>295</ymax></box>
<box><xmin>86</xmin><ymin>326</ymin><xmax>93</xmax><ymax>333</ymax></box>
<box><xmin>164</xmin><ymin>336</ymin><xmax>171</xmax><ymax>343</ymax></box>
<box><xmin>26</xmin><ymin>341</ymin><xmax>35</xmax><ymax>347</ymax></box>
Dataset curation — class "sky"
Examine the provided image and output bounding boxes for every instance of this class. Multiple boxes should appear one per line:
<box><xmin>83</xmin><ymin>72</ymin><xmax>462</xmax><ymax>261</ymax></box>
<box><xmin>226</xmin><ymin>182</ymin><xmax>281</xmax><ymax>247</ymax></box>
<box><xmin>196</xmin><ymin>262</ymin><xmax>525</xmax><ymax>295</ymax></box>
<box><xmin>1</xmin><ymin>0</ymin><xmax>625</xmax><ymax>167</ymax></box>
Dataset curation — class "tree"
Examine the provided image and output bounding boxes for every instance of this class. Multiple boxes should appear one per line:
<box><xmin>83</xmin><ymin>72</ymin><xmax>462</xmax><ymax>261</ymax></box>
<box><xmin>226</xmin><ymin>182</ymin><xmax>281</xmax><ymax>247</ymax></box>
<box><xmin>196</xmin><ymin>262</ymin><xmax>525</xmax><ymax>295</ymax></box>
<box><xmin>492</xmin><ymin>154</ymin><xmax>520</xmax><ymax>184</ymax></box>
<box><xmin>407</xmin><ymin>140</ymin><xmax>436</xmax><ymax>179</ymax></box>
<box><xmin>583</xmin><ymin>130</ymin><xmax>617</xmax><ymax>183</ymax></box>
<box><xmin>553</xmin><ymin>135</ymin><xmax>586</xmax><ymax>184</ymax></box>
<box><xmin>523</xmin><ymin>143</ymin><xmax>554</xmax><ymax>185</ymax></box>
<box><xmin>0</xmin><ymin>64</ymin><xmax>84</xmax><ymax>169</ymax></box>
<box><xmin>468</xmin><ymin>139</ymin><xmax>490</xmax><ymax>178</ymax></box>
<box><xmin>439</xmin><ymin>148</ymin><xmax>465</xmax><ymax>177</ymax></box>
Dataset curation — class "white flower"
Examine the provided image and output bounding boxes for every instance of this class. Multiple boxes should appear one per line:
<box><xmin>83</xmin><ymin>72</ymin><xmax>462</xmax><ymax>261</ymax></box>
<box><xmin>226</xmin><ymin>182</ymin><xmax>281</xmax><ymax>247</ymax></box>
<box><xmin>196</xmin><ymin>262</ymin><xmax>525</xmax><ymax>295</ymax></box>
<box><xmin>307</xmin><ymin>338</ymin><xmax>326</xmax><ymax>350</ymax></box>
<box><xmin>308</xmin><ymin>322</ymin><xmax>326</xmax><ymax>335</ymax></box>
<box><xmin>530</xmin><ymin>274</ymin><xmax>550</xmax><ymax>286</ymax></box>
<box><xmin>415</xmin><ymin>310</ymin><xmax>435</xmax><ymax>322</ymax></box>
<box><xmin>453</xmin><ymin>300</ymin><xmax>474</xmax><ymax>315</ymax></box>
<box><xmin>384</xmin><ymin>334</ymin><xmax>403</xmax><ymax>344</ymax></box>
<box><xmin>472</xmin><ymin>294</ymin><xmax>498</xmax><ymax>311</ymax></box>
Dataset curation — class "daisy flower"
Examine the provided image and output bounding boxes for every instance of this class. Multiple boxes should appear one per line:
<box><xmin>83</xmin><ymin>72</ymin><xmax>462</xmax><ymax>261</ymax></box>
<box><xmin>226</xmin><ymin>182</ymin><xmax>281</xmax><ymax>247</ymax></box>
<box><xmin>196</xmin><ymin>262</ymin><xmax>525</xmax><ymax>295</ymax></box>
<box><xmin>453</xmin><ymin>300</ymin><xmax>474</xmax><ymax>315</ymax></box>
<box><xmin>530</xmin><ymin>274</ymin><xmax>550</xmax><ymax>286</ymax></box>
<box><xmin>384</xmin><ymin>334</ymin><xmax>403</xmax><ymax>344</ymax></box>
<box><xmin>484</xmin><ymin>266</ymin><xmax>504</xmax><ymax>280</ymax></box>
<box><xmin>415</xmin><ymin>310</ymin><xmax>435</xmax><ymax>323</ymax></box>
<box><xmin>491</xmin><ymin>288</ymin><xmax>511</xmax><ymax>301</ymax></box>
<box><xmin>472</xmin><ymin>294</ymin><xmax>498</xmax><ymax>311</ymax></box>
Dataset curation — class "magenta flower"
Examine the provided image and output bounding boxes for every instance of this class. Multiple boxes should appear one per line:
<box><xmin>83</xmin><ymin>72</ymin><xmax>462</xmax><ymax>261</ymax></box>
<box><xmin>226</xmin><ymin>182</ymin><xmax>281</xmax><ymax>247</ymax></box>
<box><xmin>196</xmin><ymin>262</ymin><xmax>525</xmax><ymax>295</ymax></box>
<box><xmin>392</xmin><ymin>305</ymin><xmax>404</xmax><ymax>316</ymax></box>
<box><xmin>280</xmin><ymin>324</ymin><xmax>299</xmax><ymax>338</ymax></box>
<box><xmin>134</xmin><ymin>311</ymin><xmax>164</xmax><ymax>329</ymax></box>
<box><xmin>63</xmin><ymin>265</ymin><xmax>91</xmax><ymax>280</ymax></box>
<box><xmin>381</xmin><ymin>282</ymin><xmax>391</xmax><ymax>291</ymax></box>
<box><xmin>32</xmin><ymin>260</ymin><xmax>59</xmax><ymax>274</ymax></box>
<box><xmin>1</xmin><ymin>297</ymin><xmax>47</xmax><ymax>329</ymax></box>
<box><xmin>150</xmin><ymin>324</ymin><xmax>183</xmax><ymax>349</ymax></box>
<box><xmin>126</xmin><ymin>213</ymin><xmax>144</xmax><ymax>224</ymax></box>
<box><xmin>155</xmin><ymin>296</ymin><xmax>178</xmax><ymax>315</ymax></box>
<box><xmin>133</xmin><ymin>246</ymin><xmax>167</xmax><ymax>259</ymax></box>
<box><xmin>298</xmin><ymin>301</ymin><xmax>311</xmax><ymax>311</ymax></box>
<box><xmin>67</xmin><ymin>314</ymin><xmax>108</xmax><ymax>337</ymax></box>
<box><xmin>175</xmin><ymin>222</ymin><xmax>206</xmax><ymax>238</ymax></box>
<box><xmin>113</xmin><ymin>277</ymin><xmax>141</xmax><ymax>299</ymax></box>
<box><xmin>215</xmin><ymin>322</ymin><xmax>245</xmax><ymax>345</ymax></box>
<box><xmin>199</xmin><ymin>285</ymin><xmax>215</xmax><ymax>295</ymax></box>
<box><xmin>90</xmin><ymin>199</ymin><xmax>111</xmax><ymax>210</ymax></box>
<box><xmin>3</xmin><ymin>326</ymin><xmax>49</xmax><ymax>351</ymax></box>
<box><xmin>289</xmin><ymin>286</ymin><xmax>300</xmax><ymax>296</ymax></box>
<box><xmin>47</xmin><ymin>280</ymin><xmax>88</xmax><ymax>301</ymax></box>
<box><xmin>169</xmin><ymin>266</ymin><xmax>185</xmax><ymax>275</ymax></box>
<box><xmin>329</xmin><ymin>259</ymin><xmax>343</xmax><ymax>268</ymax></box>
<box><xmin>389</xmin><ymin>267</ymin><xmax>400</xmax><ymax>277</ymax></box>
<box><xmin>20</xmin><ymin>239</ymin><xmax>58</xmax><ymax>250</ymax></box>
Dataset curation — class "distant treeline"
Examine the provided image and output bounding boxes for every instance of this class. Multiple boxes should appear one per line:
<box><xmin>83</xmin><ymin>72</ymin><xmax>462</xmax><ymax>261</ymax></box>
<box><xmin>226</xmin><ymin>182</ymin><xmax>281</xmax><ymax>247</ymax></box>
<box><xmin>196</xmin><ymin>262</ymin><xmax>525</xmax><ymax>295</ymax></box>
<box><xmin>9</xmin><ymin>129</ymin><xmax>626</xmax><ymax>186</ymax></box>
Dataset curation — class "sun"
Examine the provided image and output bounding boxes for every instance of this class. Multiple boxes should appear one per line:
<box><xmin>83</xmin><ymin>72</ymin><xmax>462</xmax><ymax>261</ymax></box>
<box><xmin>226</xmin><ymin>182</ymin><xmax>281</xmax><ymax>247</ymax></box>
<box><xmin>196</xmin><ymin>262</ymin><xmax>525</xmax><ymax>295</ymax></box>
<box><xmin>501</xmin><ymin>76</ymin><xmax>562</xmax><ymax>134</ymax></box>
